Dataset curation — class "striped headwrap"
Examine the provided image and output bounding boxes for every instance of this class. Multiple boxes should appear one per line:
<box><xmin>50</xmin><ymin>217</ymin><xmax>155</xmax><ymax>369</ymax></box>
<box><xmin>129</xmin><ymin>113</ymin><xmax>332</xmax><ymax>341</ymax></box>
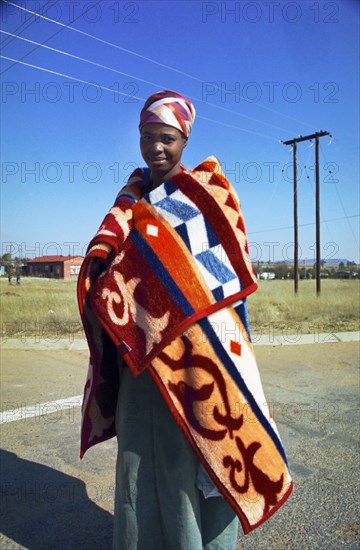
<box><xmin>139</xmin><ymin>90</ymin><xmax>196</xmax><ymax>139</ymax></box>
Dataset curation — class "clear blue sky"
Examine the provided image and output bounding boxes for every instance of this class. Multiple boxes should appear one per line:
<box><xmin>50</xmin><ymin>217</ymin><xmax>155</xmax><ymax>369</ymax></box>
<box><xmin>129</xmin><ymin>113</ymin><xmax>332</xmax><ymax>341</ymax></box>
<box><xmin>1</xmin><ymin>0</ymin><xmax>359</xmax><ymax>263</ymax></box>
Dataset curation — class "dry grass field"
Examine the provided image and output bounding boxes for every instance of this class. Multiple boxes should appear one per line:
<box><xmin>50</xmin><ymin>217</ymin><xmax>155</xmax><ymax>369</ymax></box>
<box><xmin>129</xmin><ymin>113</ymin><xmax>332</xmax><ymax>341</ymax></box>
<box><xmin>1</xmin><ymin>277</ymin><xmax>81</xmax><ymax>339</ymax></box>
<box><xmin>0</xmin><ymin>277</ymin><xmax>359</xmax><ymax>339</ymax></box>
<box><xmin>248</xmin><ymin>278</ymin><xmax>359</xmax><ymax>335</ymax></box>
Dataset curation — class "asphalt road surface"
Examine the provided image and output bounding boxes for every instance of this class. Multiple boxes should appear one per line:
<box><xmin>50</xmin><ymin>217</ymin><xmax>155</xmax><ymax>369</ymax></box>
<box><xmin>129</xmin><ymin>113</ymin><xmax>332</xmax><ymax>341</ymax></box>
<box><xmin>0</xmin><ymin>340</ymin><xmax>359</xmax><ymax>549</ymax></box>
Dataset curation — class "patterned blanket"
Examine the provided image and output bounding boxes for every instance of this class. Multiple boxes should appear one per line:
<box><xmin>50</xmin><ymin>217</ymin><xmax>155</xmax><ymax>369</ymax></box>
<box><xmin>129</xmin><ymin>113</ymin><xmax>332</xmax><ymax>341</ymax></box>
<box><xmin>77</xmin><ymin>156</ymin><xmax>293</xmax><ymax>534</ymax></box>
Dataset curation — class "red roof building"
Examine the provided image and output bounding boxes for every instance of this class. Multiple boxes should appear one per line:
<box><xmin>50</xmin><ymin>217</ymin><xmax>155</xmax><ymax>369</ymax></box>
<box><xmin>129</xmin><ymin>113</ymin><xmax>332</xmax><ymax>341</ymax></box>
<box><xmin>25</xmin><ymin>255</ymin><xmax>84</xmax><ymax>279</ymax></box>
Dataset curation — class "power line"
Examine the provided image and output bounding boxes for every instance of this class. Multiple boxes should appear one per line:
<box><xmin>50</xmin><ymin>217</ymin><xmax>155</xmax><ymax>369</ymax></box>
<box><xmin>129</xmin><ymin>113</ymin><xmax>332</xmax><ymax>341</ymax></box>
<box><xmin>196</xmin><ymin>115</ymin><xmax>278</xmax><ymax>141</ymax></box>
<box><xmin>2</xmin><ymin>0</ymin><xmax>314</xmax><ymax>131</ymax></box>
<box><xmin>0</xmin><ymin>0</ymin><xmax>104</xmax><ymax>76</ymax></box>
<box><xmin>319</xmin><ymin>142</ymin><xmax>359</xmax><ymax>250</ymax></box>
<box><xmin>0</xmin><ymin>30</ymin><xmax>170</xmax><ymax>88</ymax></box>
<box><xmin>0</xmin><ymin>0</ymin><xmax>55</xmax><ymax>49</ymax></box>
<box><xmin>0</xmin><ymin>54</ymin><xmax>147</xmax><ymax>100</ymax></box>
<box><xmin>247</xmin><ymin>215</ymin><xmax>359</xmax><ymax>235</ymax></box>
<box><xmin>0</xmin><ymin>31</ymin><xmax>293</xmax><ymax>136</ymax></box>
<box><xmin>296</xmin><ymin>145</ymin><xmax>335</xmax><ymax>244</ymax></box>
<box><xmin>2</xmin><ymin>0</ymin><xmax>203</xmax><ymax>82</ymax></box>
<box><xmin>3</xmin><ymin>6</ymin><xmax>355</xmax><ymax>232</ymax></box>
<box><xmin>0</xmin><ymin>52</ymin><xmax>284</xmax><ymax>140</ymax></box>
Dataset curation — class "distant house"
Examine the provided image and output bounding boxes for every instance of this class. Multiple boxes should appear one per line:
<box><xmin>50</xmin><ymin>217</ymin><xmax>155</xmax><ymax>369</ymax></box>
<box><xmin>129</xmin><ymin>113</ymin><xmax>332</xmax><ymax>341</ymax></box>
<box><xmin>258</xmin><ymin>271</ymin><xmax>276</xmax><ymax>280</ymax></box>
<box><xmin>25</xmin><ymin>255</ymin><xmax>84</xmax><ymax>279</ymax></box>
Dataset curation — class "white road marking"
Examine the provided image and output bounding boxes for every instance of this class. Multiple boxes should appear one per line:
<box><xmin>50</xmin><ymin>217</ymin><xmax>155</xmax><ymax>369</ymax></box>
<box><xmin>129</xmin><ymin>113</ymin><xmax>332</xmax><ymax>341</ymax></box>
<box><xmin>0</xmin><ymin>395</ymin><xmax>83</xmax><ymax>424</ymax></box>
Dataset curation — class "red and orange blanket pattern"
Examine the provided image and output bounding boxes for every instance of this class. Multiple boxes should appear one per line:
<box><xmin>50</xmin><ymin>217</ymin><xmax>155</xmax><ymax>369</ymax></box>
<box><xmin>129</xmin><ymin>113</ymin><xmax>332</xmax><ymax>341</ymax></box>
<box><xmin>77</xmin><ymin>157</ymin><xmax>293</xmax><ymax>534</ymax></box>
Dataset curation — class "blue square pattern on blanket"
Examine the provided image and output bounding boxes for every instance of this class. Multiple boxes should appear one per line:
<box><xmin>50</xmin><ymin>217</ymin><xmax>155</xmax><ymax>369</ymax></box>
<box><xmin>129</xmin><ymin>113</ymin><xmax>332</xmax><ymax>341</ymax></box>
<box><xmin>155</xmin><ymin>197</ymin><xmax>199</xmax><ymax>223</ymax></box>
<box><xmin>195</xmin><ymin>249</ymin><xmax>237</xmax><ymax>285</ymax></box>
<box><xmin>147</xmin><ymin>187</ymin><xmax>242</xmax><ymax>298</ymax></box>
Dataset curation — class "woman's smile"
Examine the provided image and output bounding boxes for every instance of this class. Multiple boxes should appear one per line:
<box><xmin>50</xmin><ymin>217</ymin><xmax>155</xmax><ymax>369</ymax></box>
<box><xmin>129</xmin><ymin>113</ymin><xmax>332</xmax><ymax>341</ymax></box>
<box><xmin>140</xmin><ymin>123</ymin><xmax>187</xmax><ymax>188</ymax></box>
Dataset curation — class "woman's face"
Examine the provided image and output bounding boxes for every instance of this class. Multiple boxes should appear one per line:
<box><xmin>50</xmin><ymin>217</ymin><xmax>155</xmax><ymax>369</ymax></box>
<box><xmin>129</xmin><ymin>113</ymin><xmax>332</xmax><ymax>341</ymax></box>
<box><xmin>140</xmin><ymin>123</ymin><xmax>187</xmax><ymax>185</ymax></box>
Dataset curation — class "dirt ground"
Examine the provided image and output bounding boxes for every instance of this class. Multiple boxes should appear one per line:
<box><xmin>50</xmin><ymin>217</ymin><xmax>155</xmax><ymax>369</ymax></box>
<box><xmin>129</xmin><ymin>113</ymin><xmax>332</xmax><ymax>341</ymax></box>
<box><xmin>0</xmin><ymin>341</ymin><xmax>359</xmax><ymax>549</ymax></box>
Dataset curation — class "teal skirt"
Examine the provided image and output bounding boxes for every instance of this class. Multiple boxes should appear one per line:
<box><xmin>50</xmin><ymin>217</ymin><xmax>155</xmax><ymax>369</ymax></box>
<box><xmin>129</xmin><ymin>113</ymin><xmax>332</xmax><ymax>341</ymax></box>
<box><xmin>113</xmin><ymin>367</ymin><xmax>239</xmax><ymax>550</ymax></box>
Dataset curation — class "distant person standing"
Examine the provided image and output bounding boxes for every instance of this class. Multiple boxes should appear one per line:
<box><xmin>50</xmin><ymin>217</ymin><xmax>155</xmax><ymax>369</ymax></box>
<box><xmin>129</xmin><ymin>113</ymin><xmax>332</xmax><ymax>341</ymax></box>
<box><xmin>8</xmin><ymin>264</ymin><xmax>15</xmax><ymax>285</ymax></box>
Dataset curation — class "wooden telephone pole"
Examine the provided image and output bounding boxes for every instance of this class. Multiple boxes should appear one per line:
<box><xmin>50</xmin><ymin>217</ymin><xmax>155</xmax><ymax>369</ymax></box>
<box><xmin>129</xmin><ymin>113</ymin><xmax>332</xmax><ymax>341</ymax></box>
<box><xmin>281</xmin><ymin>131</ymin><xmax>331</xmax><ymax>294</ymax></box>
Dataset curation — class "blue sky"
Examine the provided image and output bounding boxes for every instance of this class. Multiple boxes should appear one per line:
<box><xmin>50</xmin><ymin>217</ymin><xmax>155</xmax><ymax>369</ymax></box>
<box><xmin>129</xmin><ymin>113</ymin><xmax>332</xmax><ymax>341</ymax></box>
<box><xmin>1</xmin><ymin>0</ymin><xmax>359</xmax><ymax>263</ymax></box>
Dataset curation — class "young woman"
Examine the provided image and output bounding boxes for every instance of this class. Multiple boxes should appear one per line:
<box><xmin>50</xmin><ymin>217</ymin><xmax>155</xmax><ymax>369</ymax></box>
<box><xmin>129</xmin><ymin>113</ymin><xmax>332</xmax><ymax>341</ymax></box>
<box><xmin>113</xmin><ymin>91</ymin><xmax>239</xmax><ymax>550</ymax></box>
<box><xmin>78</xmin><ymin>90</ymin><xmax>292</xmax><ymax>550</ymax></box>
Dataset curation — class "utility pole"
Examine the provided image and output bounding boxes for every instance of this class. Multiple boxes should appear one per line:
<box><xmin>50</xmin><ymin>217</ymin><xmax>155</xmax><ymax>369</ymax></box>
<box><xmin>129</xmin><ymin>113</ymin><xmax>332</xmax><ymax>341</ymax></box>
<box><xmin>315</xmin><ymin>135</ymin><xmax>321</xmax><ymax>295</ymax></box>
<box><xmin>293</xmin><ymin>141</ymin><xmax>299</xmax><ymax>293</ymax></box>
<box><xmin>281</xmin><ymin>130</ymin><xmax>331</xmax><ymax>295</ymax></box>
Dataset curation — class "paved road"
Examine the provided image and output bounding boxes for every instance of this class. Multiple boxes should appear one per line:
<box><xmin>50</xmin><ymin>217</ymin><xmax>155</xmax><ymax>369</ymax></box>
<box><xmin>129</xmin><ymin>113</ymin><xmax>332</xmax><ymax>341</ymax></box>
<box><xmin>0</xmin><ymin>340</ymin><xmax>359</xmax><ymax>549</ymax></box>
